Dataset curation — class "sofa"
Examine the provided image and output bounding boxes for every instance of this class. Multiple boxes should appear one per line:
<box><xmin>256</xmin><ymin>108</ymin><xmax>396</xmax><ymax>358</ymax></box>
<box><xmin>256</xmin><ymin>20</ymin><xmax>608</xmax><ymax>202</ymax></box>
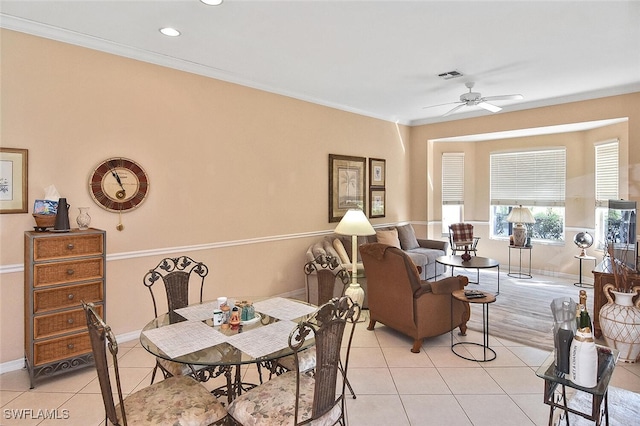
<box><xmin>304</xmin><ymin>224</ymin><xmax>449</xmax><ymax>308</ymax></box>
<box><xmin>360</xmin><ymin>242</ymin><xmax>469</xmax><ymax>352</ymax></box>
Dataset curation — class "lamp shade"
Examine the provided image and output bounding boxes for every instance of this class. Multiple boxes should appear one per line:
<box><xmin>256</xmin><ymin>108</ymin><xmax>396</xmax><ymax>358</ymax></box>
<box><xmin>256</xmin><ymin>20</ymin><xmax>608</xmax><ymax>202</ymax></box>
<box><xmin>334</xmin><ymin>209</ymin><xmax>375</xmax><ymax>236</ymax></box>
<box><xmin>506</xmin><ymin>205</ymin><xmax>535</xmax><ymax>224</ymax></box>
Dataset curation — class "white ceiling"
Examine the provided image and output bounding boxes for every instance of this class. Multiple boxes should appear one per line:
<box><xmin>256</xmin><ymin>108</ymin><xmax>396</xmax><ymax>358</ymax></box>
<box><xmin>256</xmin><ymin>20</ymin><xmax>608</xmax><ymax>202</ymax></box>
<box><xmin>1</xmin><ymin>0</ymin><xmax>639</xmax><ymax>126</ymax></box>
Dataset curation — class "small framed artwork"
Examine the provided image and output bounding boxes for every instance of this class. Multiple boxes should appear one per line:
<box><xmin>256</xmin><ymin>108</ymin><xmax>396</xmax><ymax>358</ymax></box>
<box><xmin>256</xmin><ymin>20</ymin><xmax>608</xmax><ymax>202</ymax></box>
<box><xmin>369</xmin><ymin>158</ymin><xmax>386</xmax><ymax>187</ymax></box>
<box><xmin>329</xmin><ymin>154</ymin><xmax>366</xmax><ymax>222</ymax></box>
<box><xmin>369</xmin><ymin>188</ymin><xmax>386</xmax><ymax>218</ymax></box>
<box><xmin>1</xmin><ymin>148</ymin><xmax>28</xmax><ymax>214</ymax></box>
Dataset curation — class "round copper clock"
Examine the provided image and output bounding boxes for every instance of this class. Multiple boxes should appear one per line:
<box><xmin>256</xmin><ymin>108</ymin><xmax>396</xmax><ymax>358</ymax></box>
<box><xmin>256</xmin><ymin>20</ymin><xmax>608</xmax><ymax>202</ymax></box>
<box><xmin>89</xmin><ymin>157</ymin><xmax>149</xmax><ymax>212</ymax></box>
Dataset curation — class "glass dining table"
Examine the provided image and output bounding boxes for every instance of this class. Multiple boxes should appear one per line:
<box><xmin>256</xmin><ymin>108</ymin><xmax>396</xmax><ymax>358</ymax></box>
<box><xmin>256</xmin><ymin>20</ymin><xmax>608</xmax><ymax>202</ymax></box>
<box><xmin>139</xmin><ymin>297</ymin><xmax>318</xmax><ymax>404</ymax></box>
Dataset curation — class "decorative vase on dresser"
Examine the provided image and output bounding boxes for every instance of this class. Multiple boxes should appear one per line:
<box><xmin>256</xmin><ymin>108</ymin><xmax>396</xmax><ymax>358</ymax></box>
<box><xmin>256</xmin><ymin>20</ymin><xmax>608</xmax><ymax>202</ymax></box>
<box><xmin>599</xmin><ymin>283</ymin><xmax>640</xmax><ymax>363</ymax></box>
<box><xmin>24</xmin><ymin>228</ymin><xmax>106</xmax><ymax>388</ymax></box>
<box><xmin>592</xmin><ymin>259</ymin><xmax>640</xmax><ymax>338</ymax></box>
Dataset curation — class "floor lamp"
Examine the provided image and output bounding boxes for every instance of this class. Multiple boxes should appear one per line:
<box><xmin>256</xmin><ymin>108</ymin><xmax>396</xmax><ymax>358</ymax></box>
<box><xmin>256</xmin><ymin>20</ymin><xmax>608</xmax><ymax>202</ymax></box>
<box><xmin>334</xmin><ymin>209</ymin><xmax>375</xmax><ymax>307</ymax></box>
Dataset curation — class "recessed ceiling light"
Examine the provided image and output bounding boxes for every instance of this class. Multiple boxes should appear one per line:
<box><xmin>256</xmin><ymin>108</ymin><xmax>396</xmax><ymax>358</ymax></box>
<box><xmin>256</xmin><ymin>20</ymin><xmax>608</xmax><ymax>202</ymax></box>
<box><xmin>159</xmin><ymin>27</ymin><xmax>181</xmax><ymax>37</ymax></box>
<box><xmin>201</xmin><ymin>0</ymin><xmax>223</xmax><ymax>5</ymax></box>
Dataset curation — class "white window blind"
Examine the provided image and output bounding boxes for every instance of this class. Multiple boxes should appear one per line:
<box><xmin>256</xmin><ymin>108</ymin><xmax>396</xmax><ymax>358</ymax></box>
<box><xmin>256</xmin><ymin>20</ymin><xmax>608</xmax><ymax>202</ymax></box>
<box><xmin>442</xmin><ymin>153</ymin><xmax>464</xmax><ymax>205</ymax></box>
<box><xmin>595</xmin><ymin>140</ymin><xmax>619</xmax><ymax>207</ymax></box>
<box><xmin>490</xmin><ymin>148</ymin><xmax>566</xmax><ymax>206</ymax></box>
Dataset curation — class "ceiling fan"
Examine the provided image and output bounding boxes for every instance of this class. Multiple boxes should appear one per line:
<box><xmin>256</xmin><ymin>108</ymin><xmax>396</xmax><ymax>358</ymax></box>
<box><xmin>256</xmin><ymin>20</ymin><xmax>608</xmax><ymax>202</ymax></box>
<box><xmin>424</xmin><ymin>82</ymin><xmax>523</xmax><ymax>116</ymax></box>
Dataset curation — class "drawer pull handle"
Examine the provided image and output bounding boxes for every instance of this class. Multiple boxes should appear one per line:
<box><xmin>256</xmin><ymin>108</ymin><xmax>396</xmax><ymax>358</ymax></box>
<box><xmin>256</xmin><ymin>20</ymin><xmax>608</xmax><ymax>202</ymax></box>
<box><xmin>67</xmin><ymin>318</ymin><xmax>74</xmax><ymax>324</ymax></box>
<box><xmin>67</xmin><ymin>269</ymin><xmax>74</xmax><ymax>275</ymax></box>
<box><xmin>67</xmin><ymin>243</ymin><xmax>75</xmax><ymax>250</ymax></box>
<box><xmin>67</xmin><ymin>344</ymin><xmax>74</xmax><ymax>350</ymax></box>
<box><xmin>67</xmin><ymin>294</ymin><xmax>74</xmax><ymax>300</ymax></box>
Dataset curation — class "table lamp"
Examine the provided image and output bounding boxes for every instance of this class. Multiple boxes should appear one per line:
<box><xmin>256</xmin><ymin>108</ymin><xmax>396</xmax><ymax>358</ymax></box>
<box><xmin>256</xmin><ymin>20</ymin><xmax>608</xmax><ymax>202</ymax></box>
<box><xmin>334</xmin><ymin>209</ymin><xmax>375</xmax><ymax>307</ymax></box>
<box><xmin>506</xmin><ymin>205</ymin><xmax>535</xmax><ymax>246</ymax></box>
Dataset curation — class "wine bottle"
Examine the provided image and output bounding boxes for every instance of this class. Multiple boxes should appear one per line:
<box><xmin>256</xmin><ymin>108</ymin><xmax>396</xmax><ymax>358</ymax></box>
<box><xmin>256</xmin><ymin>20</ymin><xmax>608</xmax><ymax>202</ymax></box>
<box><xmin>569</xmin><ymin>304</ymin><xmax>597</xmax><ymax>387</ymax></box>
<box><xmin>579</xmin><ymin>308</ymin><xmax>591</xmax><ymax>331</ymax></box>
<box><xmin>575</xmin><ymin>290</ymin><xmax>587</xmax><ymax>328</ymax></box>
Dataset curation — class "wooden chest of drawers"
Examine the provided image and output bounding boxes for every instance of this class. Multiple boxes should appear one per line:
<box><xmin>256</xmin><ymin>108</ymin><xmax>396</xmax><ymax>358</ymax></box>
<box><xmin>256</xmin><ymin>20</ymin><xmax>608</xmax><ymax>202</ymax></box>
<box><xmin>24</xmin><ymin>228</ymin><xmax>106</xmax><ymax>388</ymax></box>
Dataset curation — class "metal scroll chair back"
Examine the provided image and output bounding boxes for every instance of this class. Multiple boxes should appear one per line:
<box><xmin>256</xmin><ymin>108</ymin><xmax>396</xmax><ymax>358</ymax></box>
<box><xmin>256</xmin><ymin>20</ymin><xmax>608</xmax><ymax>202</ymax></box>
<box><xmin>289</xmin><ymin>296</ymin><xmax>361</xmax><ymax>424</ymax></box>
<box><xmin>449</xmin><ymin>223</ymin><xmax>480</xmax><ymax>255</ymax></box>
<box><xmin>143</xmin><ymin>256</ymin><xmax>209</xmax><ymax>318</ymax></box>
<box><xmin>83</xmin><ymin>301</ymin><xmax>228</xmax><ymax>426</ymax></box>
<box><xmin>304</xmin><ymin>254</ymin><xmax>351</xmax><ymax>305</ymax></box>
<box><xmin>83</xmin><ymin>301</ymin><xmax>126</xmax><ymax>426</ymax></box>
<box><xmin>143</xmin><ymin>256</ymin><xmax>209</xmax><ymax>383</ymax></box>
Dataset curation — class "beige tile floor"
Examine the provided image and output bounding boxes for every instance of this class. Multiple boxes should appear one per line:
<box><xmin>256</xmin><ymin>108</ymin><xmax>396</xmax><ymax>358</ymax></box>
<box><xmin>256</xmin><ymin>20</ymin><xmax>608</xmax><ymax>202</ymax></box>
<box><xmin>2</xmin><ymin>311</ymin><xmax>639</xmax><ymax>425</ymax></box>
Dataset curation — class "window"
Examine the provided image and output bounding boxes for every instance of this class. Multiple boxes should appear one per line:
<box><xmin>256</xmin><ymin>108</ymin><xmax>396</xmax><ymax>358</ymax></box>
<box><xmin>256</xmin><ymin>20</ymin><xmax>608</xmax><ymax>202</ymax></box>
<box><xmin>490</xmin><ymin>148</ymin><xmax>566</xmax><ymax>243</ymax></box>
<box><xmin>442</xmin><ymin>153</ymin><xmax>464</xmax><ymax>234</ymax></box>
<box><xmin>594</xmin><ymin>140</ymin><xmax>619</xmax><ymax>249</ymax></box>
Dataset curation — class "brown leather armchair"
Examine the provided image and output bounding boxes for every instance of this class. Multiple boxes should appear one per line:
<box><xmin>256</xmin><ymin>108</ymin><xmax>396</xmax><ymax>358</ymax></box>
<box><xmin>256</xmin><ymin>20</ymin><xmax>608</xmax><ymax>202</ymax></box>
<box><xmin>360</xmin><ymin>243</ymin><xmax>470</xmax><ymax>353</ymax></box>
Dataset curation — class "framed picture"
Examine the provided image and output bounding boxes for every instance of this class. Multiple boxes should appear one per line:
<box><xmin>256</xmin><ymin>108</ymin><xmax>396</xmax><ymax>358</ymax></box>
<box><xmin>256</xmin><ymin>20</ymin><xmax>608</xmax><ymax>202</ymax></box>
<box><xmin>329</xmin><ymin>154</ymin><xmax>366</xmax><ymax>222</ymax></box>
<box><xmin>369</xmin><ymin>158</ymin><xmax>386</xmax><ymax>187</ymax></box>
<box><xmin>1</xmin><ymin>148</ymin><xmax>28</xmax><ymax>214</ymax></box>
<box><xmin>369</xmin><ymin>188</ymin><xmax>386</xmax><ymax>218</ymax></box>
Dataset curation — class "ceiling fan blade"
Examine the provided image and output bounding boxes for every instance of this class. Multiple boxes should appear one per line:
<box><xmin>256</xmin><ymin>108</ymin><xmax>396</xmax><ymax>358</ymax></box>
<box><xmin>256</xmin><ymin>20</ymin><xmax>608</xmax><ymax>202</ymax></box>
<box><xmin>483</xmin><ymin>94</ymin><xmax>524</xmax><ymax>101</ymax></box>
<box><xmin>478</xmin><ymin>102</ymin><xmax>502</xmax><ymax>113</ymax></box>
<box><xmin>442</xmin><ymin>104</ymin><xmax>466</xmax><ymax>116</ymax></box>
<box><xmin>422</xmin><ymin>101</ymin><xmax>461</xmax><ymax>110</ymax></box>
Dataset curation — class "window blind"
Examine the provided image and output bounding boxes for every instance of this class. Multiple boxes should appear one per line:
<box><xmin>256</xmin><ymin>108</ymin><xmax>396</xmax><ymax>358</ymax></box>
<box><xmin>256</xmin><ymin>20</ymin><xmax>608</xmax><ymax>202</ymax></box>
<box><xmin>442</xmin><ymin>153</ymin><xmax>464</xmax><ymax>205</ymax></box>
<box><xmin>490</xmin><ymin>148</ymin><xmax>566</xmax><ymax>206</ymax></box>
<box><xmin>595</xmin><ymin>140</ymin><xmax>619</xmax><ymax>207</ymax></box>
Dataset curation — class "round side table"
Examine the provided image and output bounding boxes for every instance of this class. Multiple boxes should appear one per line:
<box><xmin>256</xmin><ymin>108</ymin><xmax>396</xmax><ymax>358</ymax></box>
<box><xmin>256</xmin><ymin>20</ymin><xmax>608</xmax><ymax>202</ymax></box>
<box><xmin>508</xmin><ymin>245</ymin><xmax>532</xmax><ymax>279</ymax></box>
<box><xmin>573</xmin><ymin>254</ymin><xmax>597</xmax><ymax>288</ymax></box>
<box><xmin>451</xmin><ymin>289</ymin><xmax>497</xmax><ymax>362</ymax></box>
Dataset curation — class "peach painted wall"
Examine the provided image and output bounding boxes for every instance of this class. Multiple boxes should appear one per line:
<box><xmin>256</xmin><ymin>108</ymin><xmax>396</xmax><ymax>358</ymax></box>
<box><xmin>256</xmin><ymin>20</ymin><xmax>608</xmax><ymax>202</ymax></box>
<box><xmin>1</xmin><ymin>28</ymin><xmax>638</xmax><ymax>368</ymax></box>
<box><xmin>0</xmin><ymin>29</ymin><xmax>411</xmax><ymax>365</ymax></box>
<box><xmin>409</xmin><ymin>93</ymin><xmax>639</xmax><ymax>277</ymax></box>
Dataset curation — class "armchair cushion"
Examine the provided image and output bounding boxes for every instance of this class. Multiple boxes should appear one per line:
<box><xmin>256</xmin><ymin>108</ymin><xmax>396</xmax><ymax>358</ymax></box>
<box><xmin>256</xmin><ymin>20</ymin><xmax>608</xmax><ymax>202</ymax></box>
<box><xmin>332</xmin><ymin>238</ymin><xmax>350</xmax><ymax>265</ymax></box>
<box><xmin>310</xmin><ymin>242</ymin><xmax>327</xmax><ymax>259</ymax></box>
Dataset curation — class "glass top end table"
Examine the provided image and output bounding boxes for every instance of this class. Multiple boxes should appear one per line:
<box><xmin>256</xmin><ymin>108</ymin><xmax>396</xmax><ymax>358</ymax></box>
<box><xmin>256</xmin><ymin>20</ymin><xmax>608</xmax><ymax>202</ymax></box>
<box><xmin>535</xmin><ymin>345</ymin><xmax>619</xmax><ymax>426</ymax></box>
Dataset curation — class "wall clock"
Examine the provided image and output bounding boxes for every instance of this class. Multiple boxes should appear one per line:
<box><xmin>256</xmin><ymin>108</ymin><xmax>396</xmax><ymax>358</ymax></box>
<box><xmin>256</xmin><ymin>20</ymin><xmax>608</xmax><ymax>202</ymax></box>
<box><xmin>89</xmin><ymin>157</ymin><xmax>149</xmax><ymax>214</ymax></box>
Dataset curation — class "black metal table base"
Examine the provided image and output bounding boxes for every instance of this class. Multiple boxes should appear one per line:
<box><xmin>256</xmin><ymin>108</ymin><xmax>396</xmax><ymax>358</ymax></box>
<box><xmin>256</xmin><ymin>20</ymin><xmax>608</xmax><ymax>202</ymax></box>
<box><xmin>192</xmin><ymin>362</ymin><xmax>268</xmax><ymax>405</ymax></box>
<box><xmin>451</xmin><ymin>297</ymin><xmax>496</xmax><ymax>362</ymax></box>
<box><xmin>574</xmin><ymin>255</ymin><xmax>596</xmax><ymax>288</ymax></box>
<box><xmin>508</xmin><ymin>246</ymin><xmax>532</xmax><ymax>279</ymax></box>
<box><xmin>543</xmin><ymin>382</ymin><xmax>609</xmax><ymax>426</ymax></box>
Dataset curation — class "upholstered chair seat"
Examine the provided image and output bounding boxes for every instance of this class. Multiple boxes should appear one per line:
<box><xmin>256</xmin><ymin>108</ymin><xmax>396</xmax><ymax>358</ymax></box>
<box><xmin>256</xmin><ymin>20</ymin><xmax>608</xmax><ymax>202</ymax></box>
<box><xmin>228</xmin><ymin>297</ymin><xmax>360</xmax><ymax>426</ymax></box>
<box><xmin>118</xmin><ymin>375</ymin><xmax>227</xmax><ymax>425</ymax></box>
<box><xmin>227</xmin><ymin>371</ymin><xmax>341</xmax><ymax>426</ymax></box>
<box><xmin>82</xmin><ymin>301</ymin><xmax>227</xmax><ymax>426</ymax></box>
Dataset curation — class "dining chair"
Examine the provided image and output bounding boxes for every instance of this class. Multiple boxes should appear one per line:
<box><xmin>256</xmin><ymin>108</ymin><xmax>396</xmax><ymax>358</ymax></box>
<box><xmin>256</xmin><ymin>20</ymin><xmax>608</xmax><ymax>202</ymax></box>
<box><xmin>227</xmin><ymin>296</ymin><xmax>361</xmax><ymax>426</ymax></box>
<box><xmin>82</xmin><ymin>301</ymin><xmax>227</xmax><ymax>426</ymax></box>
<box><xmin>449</xmin><ymin>223</ymin><xmax>480</xmax><ymax>256</ymax></box>
<box><xmin>273</xmin><ymin>255</ymin><xmax>356</xmax><ymax>398</ymax></box>
<box><xmin>142</xmin><ymin>255</ymin><xmax>209</xmax><ymax>383</ymax></box>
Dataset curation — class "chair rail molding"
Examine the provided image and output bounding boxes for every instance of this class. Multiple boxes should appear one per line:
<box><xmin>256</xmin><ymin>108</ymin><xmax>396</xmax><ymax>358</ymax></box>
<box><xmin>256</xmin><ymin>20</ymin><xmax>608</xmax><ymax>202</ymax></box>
<box><xmin>1</xmin><ymin>223</ymin><xmax>409</xmax><ymax>275</ymax></box>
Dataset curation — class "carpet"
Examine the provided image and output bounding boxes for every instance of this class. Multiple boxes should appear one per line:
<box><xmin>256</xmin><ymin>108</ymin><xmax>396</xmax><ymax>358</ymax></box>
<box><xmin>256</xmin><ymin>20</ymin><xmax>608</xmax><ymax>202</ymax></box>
<box><xmin>564</xmin><ymin>386</ymin><xmax>640</xmax><ymax>425</ymax></box>
<box><xmin>450</xmin><ymin>268</ymin><xmax>595</xmax><ymax>351</ymax></box>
